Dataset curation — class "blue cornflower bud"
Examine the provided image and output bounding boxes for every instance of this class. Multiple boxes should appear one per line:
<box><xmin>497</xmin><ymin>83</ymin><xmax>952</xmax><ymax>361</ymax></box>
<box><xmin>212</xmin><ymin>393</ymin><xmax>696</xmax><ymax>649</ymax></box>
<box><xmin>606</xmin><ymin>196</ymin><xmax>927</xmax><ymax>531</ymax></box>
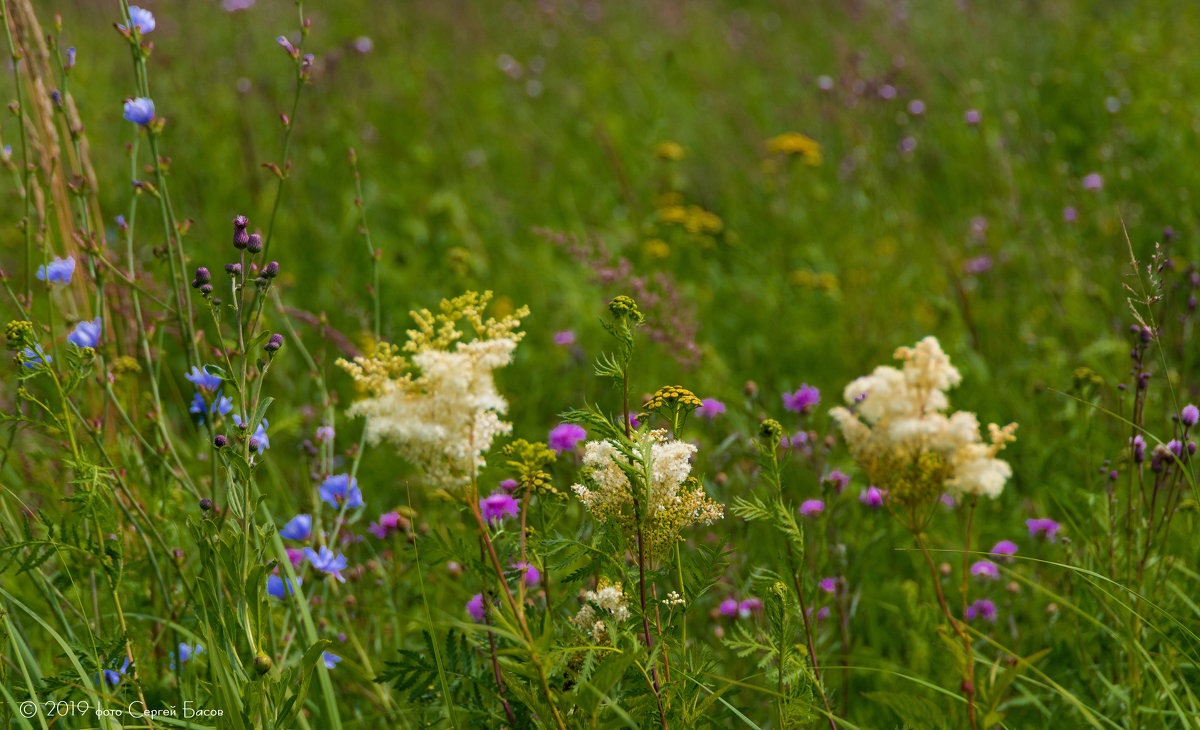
<box><xmin>123</xmin><ymin>97</ymin><xmax>155</xmax><ymax>125</ymax></box>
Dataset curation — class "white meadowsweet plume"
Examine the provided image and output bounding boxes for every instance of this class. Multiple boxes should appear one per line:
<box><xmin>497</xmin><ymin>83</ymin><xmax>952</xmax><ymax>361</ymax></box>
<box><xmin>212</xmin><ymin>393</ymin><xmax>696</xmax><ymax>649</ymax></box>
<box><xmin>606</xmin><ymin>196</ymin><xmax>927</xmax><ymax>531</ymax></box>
<box><xmin>571</xmin><ymin>429</ymin><xmax>723</xmax><ymax>554</ymax></box>
<box><xmin>570</xmin><ymin>581</ymin><xmax>632</xmax><ymax>642</ymax></box>
<box><xmin>338</xmin><ymin>291</ymin><xmax>528</xmax><ymax>488</ymax></box>
<box><xmin>830</xmin><ymin>336</ymin><xmax>1017</xmax><ymax>501</ymax></box>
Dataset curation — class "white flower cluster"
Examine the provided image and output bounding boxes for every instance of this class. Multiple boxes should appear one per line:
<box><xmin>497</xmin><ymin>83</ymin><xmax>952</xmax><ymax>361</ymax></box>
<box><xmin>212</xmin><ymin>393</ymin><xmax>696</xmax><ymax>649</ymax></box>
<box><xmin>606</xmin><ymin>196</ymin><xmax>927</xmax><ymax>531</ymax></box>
<box><xmin>348</xmin><ymin>338</ymin><xmax>516</xmax><ymax>486</ymax></box>
<box><xmin>573</xmin><ymin>430</ymin><xmax>713</xmax><ymax>521</ymax></box>
<box><xmin>830</xmin><ymin>336</ymin><xmax>1018</xmax><ymax>499</ymax></box>
<box><xmin>664</xmin><ymin>590</ymin><xmax>685</xmax><ymax>607</ymax></box>
<box><xmin>571</xmin><ymin>582</ymin><xmax>631</xmax><ymax>643</ymax></box>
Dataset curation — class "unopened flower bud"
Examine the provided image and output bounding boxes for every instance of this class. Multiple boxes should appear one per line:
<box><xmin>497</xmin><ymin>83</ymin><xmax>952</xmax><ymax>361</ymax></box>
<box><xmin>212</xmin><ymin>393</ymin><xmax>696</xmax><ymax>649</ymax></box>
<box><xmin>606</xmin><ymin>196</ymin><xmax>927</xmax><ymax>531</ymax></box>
<box><xmin>1140</xmin><ymin>326</ymin><xmax>1154</xmax><ymax>343</ymax></box>
<box><xmin>249</xmin><ymin>438</ymin><xmax>261</xmax><ymax>452</ymax></box>
<box><xmin>265</xmin><ymin>333</ymin><xmax>284</xmax><ymax>353</ymax></box>
<box><xmin>247</xmin><ymin>232</ymin><xmax>263</xmax><ymax>254</ymax></box>
<box><xmin>262</xmin><ymin>261</ymin><xmax>279</xmax><ymax>278</ymax></box>
<box><xmin>233</xmin><ymin>215</ymin><xmax>250</xmax><ymax>248</ymax></box>
<box><xmin>200</xmin><ymin>283</ymin><xmax>213</xmax><ymax>295</ymax></box>
<box><xmin>214</xmin><ymin>434</ymin><xmax>228</xmax><ymax>448</ymax></box>
<box><xmin>192</xmin><ymin>266</ymin><xmax>210</xmax><ymax>287</ymax></box>
<box><xmin>225</xmin><ymin>262</ymin><xmax>241</xmax><ymax>276</ymax></box>
<box><xmin>253</xmin><ymin>654</ymin><xmax>272</xmax><ymax>675</ymax></box>
<box><xmin>199</xmin><ymin>498</ymin><xmax>213</xmax><ymax>511</ymax></box>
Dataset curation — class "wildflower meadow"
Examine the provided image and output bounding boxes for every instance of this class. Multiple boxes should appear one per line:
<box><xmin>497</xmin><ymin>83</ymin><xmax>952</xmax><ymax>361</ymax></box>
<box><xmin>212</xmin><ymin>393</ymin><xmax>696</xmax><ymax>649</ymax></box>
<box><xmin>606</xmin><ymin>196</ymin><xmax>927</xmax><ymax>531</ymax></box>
<box><xmin>3</xmin><ymin>1</ymin><xmax>1200</xmax><ymax>728</ymax></box>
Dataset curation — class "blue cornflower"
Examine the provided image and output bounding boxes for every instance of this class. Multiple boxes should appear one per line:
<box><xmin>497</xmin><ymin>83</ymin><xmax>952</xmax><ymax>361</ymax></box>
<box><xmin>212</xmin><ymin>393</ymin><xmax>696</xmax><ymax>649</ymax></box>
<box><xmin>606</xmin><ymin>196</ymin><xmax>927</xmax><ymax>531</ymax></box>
<box><xmin>36</xmin><ymin>255</ymin><xmax>75</xmax><ymax>284</ymax></box>
<box><xmin>20</xmin><ymin>344</ymin><xmax>51</xmax><ymax>369</ymax></box>
<box><xmin>123</xmin><ymin>97</ymin><xmax>155</xmax><ymax>125</ymax></box>
<box><xmin>64</xmin><ymin>47</ymin><xmax>76</xmax><ymax>71</ymax></box>
<box><xmin>319</xmin><ymin>473</ymin><xmax>363</xmax><ymax>510</ymax></box>
<box><xmin>233</xmin><ymin>415</ymin><xmax>269</xmax><ymax>453</ymax></box>
<box><xmin>322</xmin><ymin>652</ymin><xmax>341</xmax><ymax>669</ymax></box>
<box><xmin>170</xmin><ymin>642</ymin><xmax>203</xmax><ymax>670</ymax></box>
<box><xmin>266</xmin><ymin>574</ymin><xmax>301</xmax><ymax>599</ymax></box>
<box><xmin>279</xmin><ymin>514</ymin><xmax>312</xmax><ymax>541</ymax></box>
<box><xmin>189</xmin><ymin>392</ymin><xmax>233</xmax><ymax>422</ymax></box>
<box><xmin>185</xmin><ymin>366</ymin><xmax>223</xmax><ymax>392</ymax></box>
<box><xmin>119</xmin><ymin>6</ymin><xmax>156</xmax><ymax>34</ymax></box>
<box><xmin>304</xmin><ymin>546</ymin><xmax>348</xmax><ymax>582</ymax></box>
<box><xmin>68</xmin><ymin>318</ymin><xmax>102</xmax><ymax>349</ymax></box>
<box><xmin>94</xmin><ymin>657</ymin><xmax>130</xmax><ymax>687</ymax></box>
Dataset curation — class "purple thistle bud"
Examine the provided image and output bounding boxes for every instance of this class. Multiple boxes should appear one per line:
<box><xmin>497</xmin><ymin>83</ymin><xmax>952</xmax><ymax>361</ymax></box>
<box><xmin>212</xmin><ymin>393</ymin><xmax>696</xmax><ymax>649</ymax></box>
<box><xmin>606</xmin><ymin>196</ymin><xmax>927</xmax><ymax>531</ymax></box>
<box><xmin>1131</xmin><ymin>435</ymin><xmax>1146</xmax><ymax>463</ymax></box>
<box><xmin>1182</xmin><ymin>404</ymin><xmax>1199</xmax><ymax>427</ymax></box>
<box><xmin>199</xmin><ymin>498</ymin><xmax>214</xmax><ymax>511</ymax></box>
<box><xmin>248</xmin><ymin>437</ymin><xmax>261</xmax><ymax>452</ymax></box>
<box><xmin>1026</xmin><ymin>518</ymin><xmax>1061</xmax><ymax>542</ymax></box>
<box><xmin>192</xmin><ymin>266</ymin><xmax>211</xmax><ymax>287</ymax></box>
<box><xmin>213</xmin><ymin>435</ymin><xmax>228</xmax><ymax>448</ymax></box>
<box><xmin>247</xmin><ymin>232</ymin><xmax>263</xmax><ymax>254</ymax></box>
<box><xmin>225</xmin><ymin>262</ymin><xmax>242</xmax><ymax>276</ymax></box>
<box><xmin>1137</xmin><ymin>372</ymin><xmax>1151</xmax><ymax>391</ymax></box>
<box><xmin>1140</xmin><ymin>326</ymin><xmax>1154</xmax><ymax>343</ymax></box>
<box><xmin>199</xmin><ymin>283</ymin><xmax>213</xmax><ymax>295</ymax></box>
<box><xmin>265</xmin><ymin>333</ymin><xmax>284</xmax><ymax>353</ymax></box>
<box><xmin>263</xmin><ymin>261</ymin><xmax>280</xmax><ymax>278</ymax></box>
<box><xmin>233</xmin><ymin>216</ymin><xmax>250</xmax><ymax>248</ymax></box>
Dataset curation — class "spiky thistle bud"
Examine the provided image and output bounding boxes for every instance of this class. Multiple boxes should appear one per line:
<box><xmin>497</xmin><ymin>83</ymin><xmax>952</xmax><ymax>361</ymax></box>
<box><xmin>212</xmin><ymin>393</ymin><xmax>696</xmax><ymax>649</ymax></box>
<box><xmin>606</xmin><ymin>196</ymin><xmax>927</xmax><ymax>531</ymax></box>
<box><xmin>247</xmin><ymin>233</ymin><xmax>263</xmax><ymax>254</ymax></box>
<box><xmin>191</xmin><ymin>266</ymin><xmax>210</xmax><ymax>288</ymax></box>
<box><xmin>265</xmin><ymin>333</ymin><xmax>284</xmax><ymax>353</ymax></box>
<box><xmin>262</xmin><ymin>261</ymin><xmax>279</xmax><ymax>279</ymax></box>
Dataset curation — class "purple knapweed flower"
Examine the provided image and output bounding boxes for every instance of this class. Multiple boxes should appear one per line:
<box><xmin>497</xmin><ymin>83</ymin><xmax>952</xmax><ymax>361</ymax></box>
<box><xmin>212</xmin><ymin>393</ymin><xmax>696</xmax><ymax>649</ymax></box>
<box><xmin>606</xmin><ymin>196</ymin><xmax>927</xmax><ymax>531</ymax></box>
<box><xmin>315</xmin><ymin>425</ymin><xmax>335</xmax><ymax>441</ymax></box>
<box><xmin>279</xmin><ymin>514</ymin><xmax>311</xmax><ymax>541</ymax></box>
<box><xmin>963</xmin><ymin>255</ymin><xmax>992</xmax><ymax>274</ymax></box>
<box><xmin>696</xmin><ymin>398</ymin><xmax>726</xmax><ymax>419</ymax></box>
<box><xmin>319</xmin><ymin>473</ymin><xmax>363</xmax><ymax>510</ymax></box>
<box><xmin>908</xmin><ymin>99</ymin><xmax>926</xmax><ymax>115</ymax></box>
<box><xmin>466</xmin><ymin>593</ymin><xmax>488</xmax><ymax>622</ymax></box>
<box><xmin>1026</xmin><ymin>518</ymin><xmax>1061</xmax><ymax>542</ymax></box>
<box><xmin>971</xmin><ymin>560</ymin><xmax>1000</xmax><ymax>580</ymax></box>
<box><xmin>738</xmin><ymin>598</ymin><xmax>763</xmax><ymax>618</ymax></box>
<box><xmin>322</xmin><ymin>652</ymin><xmax>341</xmax><ymax>669</ymax></box>
<box><xmin>991</xmin><ymin>540</ymin><xmax>1018</xmax><ymax>562</ymax></box>
<box><xmin>36</xmin><ymin>255</ymin><xmax>75</xmax><ymax>284</ymax></box>
<box><xmin>818</xmin><ymin>577</ymin><xmax>838</xmax><ymax>594</ymax></box>
<box><xmin>511</xmin><ymin>560</ymin><xmax>541</xmax><ymax>587</ymax></box>
<box><xmin>965</xmin><ymin>599</ymin><xmax>997</xmax><ymax>623</ymax></box>
<box><xmin>548</xmin><ymin>423</ymin><xmax>587</xmax><ymax>453</ymax></box>
<box><xmin>799</xmin><ymin>499</ymin><xmax>825</xmax><ymax>518</ymax></box>
<box><xmin>266</xmin><ymin>574</ymin><xmax>301</xmax><ymax>599</ymax></box>
<box><xmin>964</xmin><ymin>109</ymin><xmax>981</xmax><ymax>125</ymax></box>
<box><xmin>1082</xmin><ymin>172</ymin><xmax>1103</xmax><ymax>190</ymax></box>
<box><xmin>223</xmin><ymin>0</ymin><xmax>256</xmax><ymax>10</ymax></box>
<box><xmin>285</xmin><ymin>548</ymin><xmax>305</xmax><ymax>569</ymax></box>
<box><xmin>123</xmin><ymin>97</ymin><xmax>155</xmax><ymax>125</ymax></box>
<box><xmin>499</xmin><ymin>478</ymin><xmax>519</xmax><ymax>493</ymax></box>
<box><xmin>859</xmin><ymin>486</ymin><xmax>886</xmax><ymax>508</ymax></box>
<box><xmin>553</xmin><ymin>330</ymin><xmax>576</xmax><ymax>346</ymax></box>
<box><xmin>480</xmin><ymin>492</ymin><xmax>519</xmax><ymax>523</ymax></box>
<box><xmin>823</xmin><ymin>469</ymin><xmax>850</xmax><ymax>493</ymax></box>
<box><xmin>718</xmin><ymin>597</ymin><xmax>739</xmax><ymax>617</ymax></box>
<box><xmin>68</xmin><ymin>318</ymin><xmax>102</xmax><ymax>349</ymax></box>
<box><xmin>119</xmin><ymin>6</ymin><xmax>155</xmax><ymax>34</ymax></box>
<box><xmin>940</xmin><ymin>493</ymin><xmax>957</xmax><ymax>508</ymax></box>
<box><xmin>627</xmin><ymin>413</ymin><xmax>642</xmax><ymax>429</ymax></box>
<box><xmin>1131</xmin><ymin>434</ymin><xmax>1147</xmax><ymax>463</ymax></box>
<box><xmin>304</xmin><ymin>546</ymin><xmax>348</xmax><ymax>582</ymax></box>
<box><xmin>1063</xmin><ymin>206</ymin><xmax>1078</xmax><ymax>222</ymax></box>
<box><xmin>783</xmin><ymin>384</ymin><xmax>820</xmax><ymax>414</ymax></box>
<box><xmin>1182</xmin><ymin>405</ymin><xmax>1199</xmax><ymax>427</ymax></box>
<box><xmin>368</xmin><ymin>511</ymin><xmax>403</xmax><ymax>539</ymax></box>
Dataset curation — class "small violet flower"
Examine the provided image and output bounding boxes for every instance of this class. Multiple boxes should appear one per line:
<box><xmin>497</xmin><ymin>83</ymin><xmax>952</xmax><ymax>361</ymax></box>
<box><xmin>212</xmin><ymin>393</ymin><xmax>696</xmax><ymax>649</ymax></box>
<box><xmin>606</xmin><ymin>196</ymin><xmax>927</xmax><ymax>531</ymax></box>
<box><xmin>718</xmin><ymin>597</ymin><xmax>739</xmax><ymax>617</ymax></box>
<box><xmin>322</xmin><ymin>652</ymin><xmax>341</xmax><ymax>669</ymax></box>
<box><xmin>965</xmin><ymin>599</ymin><xmax>998</xmax><ymax>623</ymax></box>
<box><xmin>185</xmin><ymin>366</ymin><xmax>223</xmax><ymax>392</ymax></box>
<box><xmin>68</xmin><ymin>318</ymin><xmax>102</xmax><ymax>349</ymax></box>
<box><xmin>738</xmin><ymin>598</ymin><xmax>763</xmax><ymax>618</ymax></box>
<box><xmin>1082</xmin><ymin>172</ymin><xmax>1103</xmax><ymax>190</ymax></box>
<box><xmin>823</xmin><ymin>469</ymin><xmax>850</xmax><ymax>493</ymax></box>
<box><xmin>123</xmin><ymin>97</ymin><xmax>155</xmax><ymax>125</ymax></box>
<box><xmin>36</xmin><ymin>255</ymin><xmax>75</xmax><ymax>284</ymax></box>
<box><xmin>970</xmin><ymin>560</ymin><xmax>1000</xmax><ymax>580</ymax></box>
<box><xmin>119</xmin><ymin>6</ymin><xmax>156</xmax><ymax>34</ymax></box>
<box><xmin>511</xmin><ymin>560</ymin><xmax>540</xmax><ymax>586</ymax></box>
<box><xmin>859</xmin><ymin>486</ymin><xmax>886</xmax><ymax>508</ymax></box>
<box><xmin>1181</xmin><ymin>404</ymin><xmax>1199</xmax><ymax>427</ymax></box>
<box><xmin>466</xmin><ymin>593</ymin><xmax>488</xmax><ymax>622</ymax></box>
<box><xmin>553</xmin><ymin>330</ymin><xmax>576</xmax><ymax>346</ymax></box>
<box><xmin>990</xmin><ymin>540</ymin><xmax>1018</xmax><ymax>562</ymax></box>
<box><xmin>20</xmin><ymin>344</ymin><xmax>51</xmax><ymax>369</ymax></box>
<box><xmin>818</xmin><ymin>577</ymin><xmax>838</xmax><ymax>594</ymax></box>
<box><xmin>368</xmin><ymin>511</ymin><xmax>403</xmax><ymax>539</ymax></box>
<box><xmin>95</xmin><ymin>657</ymin><xmax>130</xmax><ymax>686</ymax></box>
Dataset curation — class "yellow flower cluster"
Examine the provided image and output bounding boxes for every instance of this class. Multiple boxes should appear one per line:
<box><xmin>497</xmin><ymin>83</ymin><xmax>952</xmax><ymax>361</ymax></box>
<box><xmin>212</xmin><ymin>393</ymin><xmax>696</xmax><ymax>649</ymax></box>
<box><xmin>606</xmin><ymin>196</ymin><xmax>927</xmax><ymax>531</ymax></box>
<box><xmin>653</xmin><ymin>141</ymin><xmax>686</xmax><ymax>161</ymax></box>
<box><xmin>657</xmin><ymin>204</ymin><xmax>724</xmax><ymax>235</ymax></box>
<box><xmin>765</xmin><ymin>132</ymin><xmax>822</xmax><ymax>165</ymax></box>
<box><xmin>790</xmin><ymin>269</ymin><xmax>839</xmax><ymax>292</ymax></box>
<box><xmin>645</xmin><ymin>385</ymin><xmax>702</xmax><ymax>412</ymax></box>
<box><xmin>503</xmin><ymin>439</ymin><xmax>560</xmax><ymax>496</ymax></box>
<box><xmin>405</xmin><ymin>290</ymin><xmax>529</xmax><ymax>355</ymax></box>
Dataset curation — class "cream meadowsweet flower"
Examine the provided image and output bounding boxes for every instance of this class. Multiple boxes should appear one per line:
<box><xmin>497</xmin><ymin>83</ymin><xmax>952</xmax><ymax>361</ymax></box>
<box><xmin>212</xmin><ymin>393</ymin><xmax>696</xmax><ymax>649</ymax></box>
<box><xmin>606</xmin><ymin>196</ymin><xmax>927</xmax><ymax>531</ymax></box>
<box><xmin>571</xmin><ymin>429</ymin><xmax>723</xmax><ymax>554</ymax></box>
<box><xmin>338</xmin><ymin>292</ymin><xmax>528</xmax><ymax>487</ymax></box>
<box><xmin>570</xmin><ymin>580</ymin><xmax>632</xmax><ymax>642</ymax></box>
<box><xmin>830</xmin><ymin>336</ymin><xmax>1017</xmax><ymax>501</ymax></box>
